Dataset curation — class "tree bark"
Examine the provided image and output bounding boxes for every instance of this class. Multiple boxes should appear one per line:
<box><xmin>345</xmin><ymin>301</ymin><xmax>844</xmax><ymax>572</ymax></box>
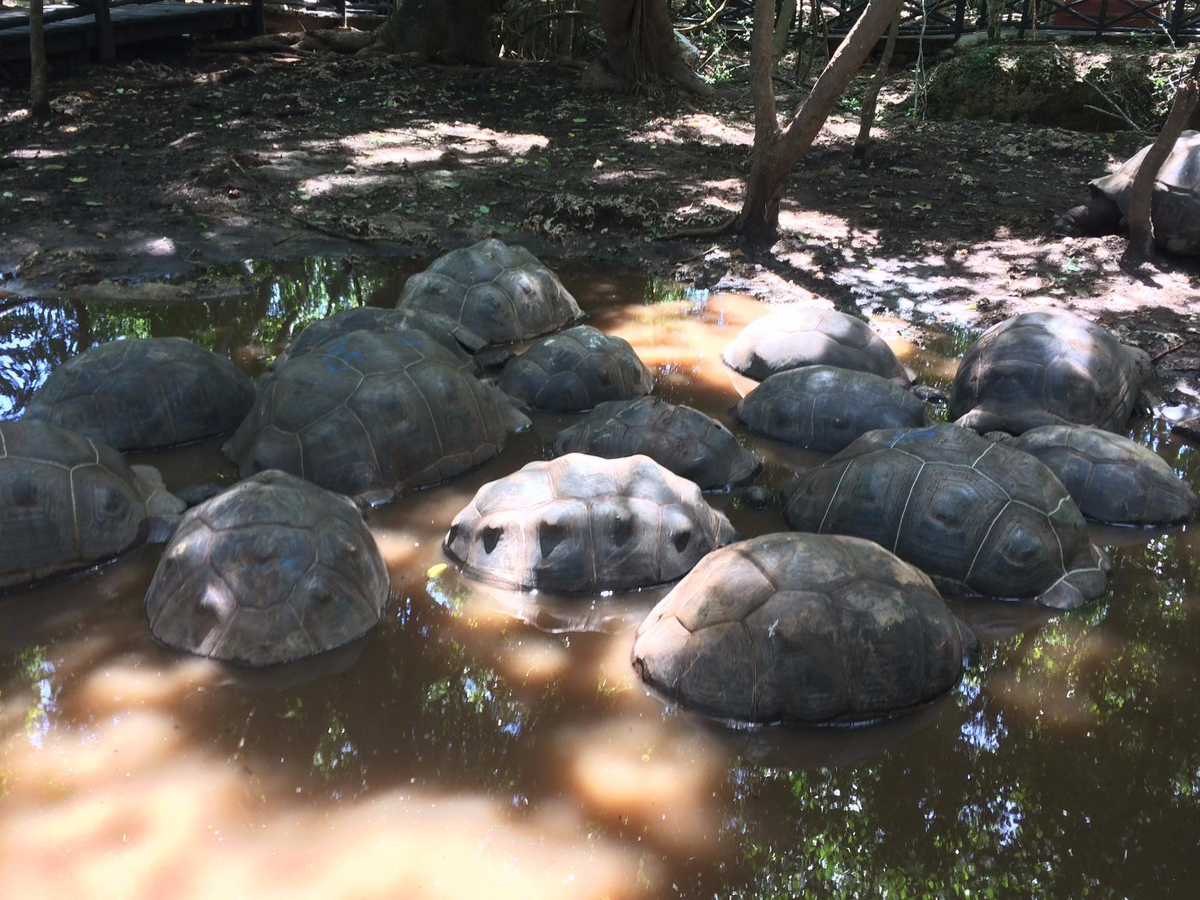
<box><xmin>773</xmin><ymin>0</ymin><xmax>797</xmax><ymax>60</ymax></box>
<box><xmin>986</xmin><ymin>0</ymin><xmax>1002</xmax><ymax>42</ymax></box>
<box><xmin>1126</xmin><ymin>59</ymin><xmax>1200</xmax><ymax>261</ymax></box>
<box><xmin>852</xmin><ymin>10</ymin><xmax>899</xmax><ymax>161</ymax></box>
<box><xmin>30</xmin><ymin>0</ymin><xmax>50</xmax><ymax>120</ymax></box>
<box><xmin>377</xmin><ymin>0</ymin><xmax>504</xmax><ymax>63</ymax></box>
<box><xmin>734</xmin><ymin>0</ymin><xmax>905</xmax><ymax>239</ymax></box>
<box><xmin>589</xmin><ymin>0</ymin><xmax>713</xmax><ymax>95</ymax></box>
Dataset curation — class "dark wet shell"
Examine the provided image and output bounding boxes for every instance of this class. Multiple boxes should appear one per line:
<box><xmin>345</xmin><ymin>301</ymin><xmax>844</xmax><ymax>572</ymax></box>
<box><xmin>24</xmin><ymin>337</ymin><xmax>256</xmax><ymax>451</ymax></box>
<box><xmin>274</xmin><ymin>307</ymin><xmax>487</xmax><ymax>369</ymax></box>
<box><xmin>950</xmin><ymin>311</ymin><xmax>1151</xmax><ymax>435</ymax></box>
<box><xmin>498</xmin><ymin>326</ymin><xmax>654</xmax><ymax>412</ymax></box>
<box><xmin>395</xmin><ymin>239</ymin><xmax>584</xmax><ymax>345</ymax></box>
<box><xmin>145</xmin><ymin>470</ymin><xmax>389</xmax><ymax>666</ymax></box>
<box><xmin>224</xmin><ymin>329</ymin><xmax>525</xmax><ymax>497</ymax></box>
<box><xmin>733</xmin><ymin>365</ymin><xmax>929</xmax><ymax>452</ymax></box>
<box><xmin>552</xmin><ymin>397</ymin><xmax>761</xmax><ymax>490</ymax></box>
<box><xmin>1012</xmin><ymin>425</ymin><xmax>1198</xmax><ymax>525</ymax></box>
<box><xmin>443</xmin><ymin>453</ymin><xmax>738</xmax><ymax>593</ymax></box>
<box><xmin>632</xmin><ymin>533</ymin><xmax>964</xmax><ymax>724</ymax></box>
<box><xmin>0</xmin><ymin>420</ymin><xmax>150</xmax><ymax>589</ymax></box>
<box><xmin>722</xmin><ymin>308</ymin><xmax>910</xmax><ymax>383</ymax></box>
<box><xmin>782</xmin><ymin>424</ymin><xmax>1110</xmax><ymax>610</ymax></box>
<box><xmin>1092</xmin><ymin>130</ymin><xmax>1200</xmax><ymax>256</ymax></box>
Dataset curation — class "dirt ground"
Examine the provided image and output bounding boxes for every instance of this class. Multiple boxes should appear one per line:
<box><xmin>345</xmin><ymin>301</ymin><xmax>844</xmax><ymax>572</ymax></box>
<box><xmin>2</xmin><ymin>45</ymin><xmax>1199</xmax><ymax>398</ymax></box>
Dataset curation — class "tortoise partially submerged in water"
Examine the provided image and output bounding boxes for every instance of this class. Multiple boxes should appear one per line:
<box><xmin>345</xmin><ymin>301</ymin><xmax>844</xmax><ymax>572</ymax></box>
<box><xmin>24</xmin><ymin>337</ymin><xmax>255</xmax><ymax>451</ymax></box>
<box><xmin>722</xmin><ymin>308</ymin><xmax>910</xmax><ymax>383</ymax></box>
<box><xmin>733</xmin><ymin>366</ymin><xmax>929</xmax><ymax>452</ymax></box>
<box><xmin>552</xmin><ymin>397</ymin><xmax>761</xmax><ymax>491</ymax></box>
<box><xmin>225</xmin><ymin>329</ymin><xmax>529</xmax><ymax>500</ymax></box>
<box><xmin>395</xmin><ymin>239</ymin><xmax>584</xmax><ymax>345</ymax></box>
<box><xmin>444</xmin><ymin>453</ymin><xmax>737</xmax><ymax>593</ymax></box>
<box><xmin>145</xmin><ymin>470</ymin><xmax>389</xmax><ymax>666</ymax></box>
<box><xmin>1059</xmin><ymin>131</ymin><xmax>1200</xmax><ymax>256</ymax></box>
<box><xmin>631</xmin><ymin>533</ymin><xmax>968</xmax><ymax>724</ymax></box>
<box><xmin>1011</xmin><ymin>425</ymin><xmax>1197</xmax><ymax>526</ymax></box>
<box><xmin>0</xmin><ymin>420</ymin><xmax>182</xmax><ymax>590</ymax></box>
<box><xmin>782</xmin><ymin>424</ymin><xmax>1110</xmax><ymax>609</ymax></box>
<box><xmin>498</xmin><ymin>326</ymin><xmax>654</xmax><ymax>411</ymax></box>
<box><xmin>950</xmin><ymin>311</ymin><xmax>1151</xmax><ymax>435</ymax></box>
<box><xmin>273</xmin><ymin>306</ymin><xmax>486</xmax><ymax>369</ymax></box>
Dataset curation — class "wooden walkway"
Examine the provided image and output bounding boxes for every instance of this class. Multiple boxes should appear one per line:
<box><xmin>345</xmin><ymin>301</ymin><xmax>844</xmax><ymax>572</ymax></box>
<box><xmin>0</xmin><ymin>1</ymin><xmax>259</xmax><ymax>62</ymax></box>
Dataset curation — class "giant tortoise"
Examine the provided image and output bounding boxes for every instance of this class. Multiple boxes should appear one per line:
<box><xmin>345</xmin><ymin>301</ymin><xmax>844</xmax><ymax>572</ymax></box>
<box><xmin>0</xmin><ymin>420</ymin><xmax>182</xmax><ymax>590</ymax></box>
<box><xmin>396</xmin><ymin>239</ymin><xmax>584</xmax><ymax>345</ymax></box>
<box><xmin>734</xmin><ymin>365</ymin><xmax>929</xmax><ymax>452</ymax></box>
<box><xmin>722</xmin><ymin>307</ymin><xmax>910</xmax><ymax>383</ymax></box>
<box><xmin>498</xmin><ymin>326</ymin><xmax>654</xmax><ymax>411</ymax></box>
<box><xmin>1059</xmin><ymin>130</ymin><xmax>1200</xmax><ymax>256</ymax></box>
<box><xmin>273</xmin><ymin>306</ymin><xmax>486</xmax><ymax>369</ymax></box>
<box><xmin>145</xmin><ymin>470</ymin><xmax>390</xmax><ymax>666</ymax></box>
<box><xmin>24</xmin><ymin>337</ymin><xmax>256</xmax><ymax>451</ymax></box>
<box><xmin>782</xmin><ymin>424</ymin><xmax>1110</xmax><ymax>609</ymax></box>
<box><xmin>950</xmin><ymin>311</ymin><xmax>1151</xmax><ymax>435</ymax></box>
<box><xmin>224</xmin><ymin>329</ymin><xmax>529</xmax><ymax>500</ymax></box>
<box><xmin>443</xmin><ymin>453</ymin><xmax>737</xmax><ymax>593</ymax></box>
<box><xmin>1011</xmin><ymin>425</ymin><xmax>1197</xmax><ymax>526</ymax></box>
<box><xmin>552</xmin><ymin>397</ymin><xmax>761</xmax><ymax>491</ymax></box>
<box><xmin>631</xmin><ymin>533</ymin><xmax>967</xmax><ymax>724</ymax></box>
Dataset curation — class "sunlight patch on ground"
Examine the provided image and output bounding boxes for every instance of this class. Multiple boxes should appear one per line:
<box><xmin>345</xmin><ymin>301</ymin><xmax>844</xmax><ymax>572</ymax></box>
<box><xmin>297</xmin><ymin>173</ymin><xmax>397</xmax><ymax>198</ymax></box>
<box><xmin>0</xmin><ymin>708</ymin><xmax>654</xmax><ymax>899</ymax></box>
<box><xmin>341</xmin><ymin>124</ymin><xmax>549</xmax><ymax>164</ymax></box>
<box><xmin>628</xmin><ymin>114</ymin><xmax>752</xmax><ymax>149</ymax></box>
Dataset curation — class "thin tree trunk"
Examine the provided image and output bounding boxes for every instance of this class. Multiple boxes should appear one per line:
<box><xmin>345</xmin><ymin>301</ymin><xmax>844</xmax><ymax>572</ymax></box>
<box><xmin>853</xmin><ymin>10</ymin><xmax>899</xmax><ymax>161</ymax></box>
<box><xmin>1126</xmin><ymin>58</ymin><xmax>1200</xmax><ymax>261</ymax></box>
<box><xmin>773</xmin><ymin>0</ymin><xmax>797</xmax><ymax>60</ymax></box>
<box><xmin>30</xmin><ymin>0</ymin><xmax>50</xmax><ymax>120</ymax></box>
<box><xmin>987</xmin><ymin>0</ymin><xmax>1001</xmax><ymax>42</ymax></box>
<box><xmin>734</xmin><ymin>0</ymin><xmax>905</xmax><ymax>238</ymax></box>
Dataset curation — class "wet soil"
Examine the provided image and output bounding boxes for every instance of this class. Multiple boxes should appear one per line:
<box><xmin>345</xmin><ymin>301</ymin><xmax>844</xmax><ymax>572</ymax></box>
<box><xmin>2</xmin><ymin>51</ymin><xmax>1199</xmax><ymax>389</ymax></box>
<box><xmin>0</xmin><ymin>264</ymin><xmax>1198</xmax><ymax>898</ymax></box>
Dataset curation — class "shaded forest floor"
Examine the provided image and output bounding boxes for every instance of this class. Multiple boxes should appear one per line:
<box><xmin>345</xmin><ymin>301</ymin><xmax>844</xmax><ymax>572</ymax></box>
<box><xmin>2</xmin><ymin>48</ymin><xmax>1199</xmax><ymax>396</ymax></box>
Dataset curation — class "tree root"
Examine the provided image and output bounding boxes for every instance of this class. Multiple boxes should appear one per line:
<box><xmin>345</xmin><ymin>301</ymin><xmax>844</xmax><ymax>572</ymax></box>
<box><xmin>659</xmin><ymin>213</ymin><xmax>737</xmax><ymax>240</ymax></box>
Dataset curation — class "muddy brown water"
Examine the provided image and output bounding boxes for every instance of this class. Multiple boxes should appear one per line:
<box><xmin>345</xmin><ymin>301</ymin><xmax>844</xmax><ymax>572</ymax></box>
<box><xmin>1</xmin><ymin>258</ymin><xmax>1198</xmax><ymax>898</ymax></box>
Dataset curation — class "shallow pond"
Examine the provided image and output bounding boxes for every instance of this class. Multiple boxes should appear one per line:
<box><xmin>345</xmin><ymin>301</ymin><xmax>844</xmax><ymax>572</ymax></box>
<box><xmin>0</xmin><ymin>258</ymin><xmax>1197</xmax><ymax>898</ymax></box>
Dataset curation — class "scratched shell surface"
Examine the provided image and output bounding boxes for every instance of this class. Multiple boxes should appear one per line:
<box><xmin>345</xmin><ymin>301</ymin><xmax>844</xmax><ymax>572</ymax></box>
<box><xmin>145</xmin><ymin>470</ymin><xmax>390</xmax><ymax>666</ymax></box>
<box><xmin>781</xmin><ymin>424</ymin><xmax>1110</xmax><ymax>610</ymax></box>
<box><xmin>499</xmin><ymin>326</ymin><xmax>654</xmax><ymax>411</ymax></box>
<box><xmin>632</xmin><ymin>532</ymin><xmax>965</xmax><ymax>724</ymax></box>
<box><xmin>0</xmin><ymin>420</ymin><xmax>149</xmax><ymax>589</ymax></box>
<box><xmin>24</xmin><ymin>336</ymin><xmax>256</xmax><ymax>450</ymax></box>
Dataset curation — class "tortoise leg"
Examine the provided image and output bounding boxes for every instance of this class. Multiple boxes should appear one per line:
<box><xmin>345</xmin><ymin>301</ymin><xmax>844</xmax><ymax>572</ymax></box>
<box><xmin>1055</xmin><ymin>195</ymin><xmax>1122</xmax><ymax>236</ymax></box>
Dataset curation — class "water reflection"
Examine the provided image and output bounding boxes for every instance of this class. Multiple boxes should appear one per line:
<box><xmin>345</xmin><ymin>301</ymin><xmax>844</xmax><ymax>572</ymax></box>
<box><xmin>0</xmin><ymin>259</ymin><xmax>1198</xmax><ymax>897</ymax></box>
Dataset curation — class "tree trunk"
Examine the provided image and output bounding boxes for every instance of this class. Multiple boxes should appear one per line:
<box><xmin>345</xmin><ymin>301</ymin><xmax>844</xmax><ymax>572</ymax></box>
<box><xmin>987</xmin><ymin>0</ymin><xmax>1002</xmax><ymax>42</ymax></box>
<box><xmin>734</xmin><ymin>0</ymin><xmax>905</xmax><ymax>239</ymax></box>
<box><xmin>588</xmin><ymin>0</ymin><xmax>713</xmax><ymax>95</ymax></box>
<box><xmin>1126</xmin><ymin>58</ymin><xmax>1200</xmax><ymax>261</ymax></box>
<box><xmin>30</xmin><ymin>0</ymin><xmax>50</xmax><ymax>120</ymax></box>
<box><xmin>377</xmin><ymin>0</ymin><xmax>504</xmax><ymax>62</ymax></box>
<box><xmin>852</xmin><ymin>10</ymin><xmax>899</xmax><ymax>161</ymax></box>
<box><xmin>773</xmin><ymin>0</ymin><xmax>797</xmax><ymax>60</ymax></box>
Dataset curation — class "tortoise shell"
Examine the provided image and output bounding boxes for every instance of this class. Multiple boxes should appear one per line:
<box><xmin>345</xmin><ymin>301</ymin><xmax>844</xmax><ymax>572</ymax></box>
<box><xmin>722</xmin><ymin>308</ymin><xmax>910</xmax><ymax>382</ymax></box>
<box><xmin>24</xmin><ymin>337</ymin><xmax>255</xmax><ymax>451</ymax></box>
<box><xmin>631</xmin><ymin>533</ymin><xmax>966</xmax><ymax>724</ymax></box>
<box><xmin>0</xmin><ymin>420</ymin><xmax>167</xmax><ymax>589</ymax></box>
<box><xmin>1092</xmin><ymin>130</ymin><xmax>1200</xmax><ymax>256</ymax></box>
<box><xmin>950</xmin><ymin>311</ymin><xmax>1151</xmax><ymax>435</ymax></box>
<box><xmin>782</xmin><ymin>424</ymin><xmax>1110</xmax><ymax>609</ymax></box>
<box><xmin>498</xmin><ymin>325</ymin><xmax>654</xmax><ymax>412</ymax></box>
<box><xmin>395</xmin><ymin>239</ymin><xmax>584</xmax><ymax>345</ymax></box>
<box><xmin>274</xmin><ymin>306</ymin><xmax>486</xmax><ymax>369</ymax></box>
<box><xmin>734</xmin><ymin>365</ymin><xmax>928</xmax><ymax>452</ymax></box>
<box><xmin>1012</xmin><ymin>425</ymin><xmax>1197</xmax><ymax>525</ymax></box>
<box><xmin>552</xmin><ymin>397</ymin><xmax>761</xmax><ymax>490</ymax></box>
<box><xmin>443</xmin><ymin>453</ymin><xmax>737</xmax><ymax>593</ymax></box>
<box><xmin>145</xmin><ymin>470</ymin><xmax>389</xmax><ymax>666</ymax></box>
<box><xmin>224</xmin><ymin>329</ymin><xmax>529</xmax><ymax>499</ymax></box>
